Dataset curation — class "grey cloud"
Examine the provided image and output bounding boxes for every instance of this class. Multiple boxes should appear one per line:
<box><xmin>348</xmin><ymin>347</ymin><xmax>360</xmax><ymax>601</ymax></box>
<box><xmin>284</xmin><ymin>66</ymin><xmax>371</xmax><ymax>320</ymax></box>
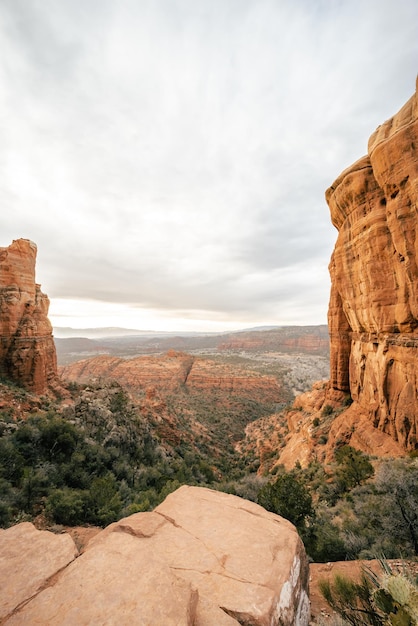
<box><xmin>0</xmin><ymin>0</ymin><xmax>417</xmax><ymax>329</ymax></box>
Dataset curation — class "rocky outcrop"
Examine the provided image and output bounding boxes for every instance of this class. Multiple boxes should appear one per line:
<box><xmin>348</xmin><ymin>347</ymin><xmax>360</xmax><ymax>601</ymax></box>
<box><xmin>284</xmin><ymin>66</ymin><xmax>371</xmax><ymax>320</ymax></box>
<box><xmin>139</xmin><ymin>82</ymin><xmax>417</xmax><ymax>470</ymax></box>
<box><xmin>326</xmin><ymin>79</ymin><xmax>418</xmax><ymax>451</ymax></box>
<box><xmin>0</xmin><ymin>522</ymin><xmax>78</xmax><ymax>621</ymax></box>
<box><xmin>239</xmin><ymin>381</ymin><xmax>406</xmax><ymax>473</ymax></box>
<box><xmin>0</xmin><ymin>239</ymin><xmax>58</xmax><ymax>394</ymax></box>
<box><xmin>1</xmin><ymin>486</ymin><xmax>310</xmax><ymax>625</ymax></box>
<box><xmin>60</xmin><ymin>350</ymin><xmax>283</xmax><ymax>403</ymax></box>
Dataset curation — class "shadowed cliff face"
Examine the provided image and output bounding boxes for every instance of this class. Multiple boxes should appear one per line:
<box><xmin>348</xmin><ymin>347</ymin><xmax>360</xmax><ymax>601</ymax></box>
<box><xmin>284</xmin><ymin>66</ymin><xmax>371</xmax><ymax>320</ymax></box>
<box><xmin>326</xmin><ymin>78</ymin><xmax>418</xmax><ymax>450</ymax></box>
<box><xmin>0</xmin><ymin>239</ymin><xmax>58</xmax><ymax>394</ymax></box>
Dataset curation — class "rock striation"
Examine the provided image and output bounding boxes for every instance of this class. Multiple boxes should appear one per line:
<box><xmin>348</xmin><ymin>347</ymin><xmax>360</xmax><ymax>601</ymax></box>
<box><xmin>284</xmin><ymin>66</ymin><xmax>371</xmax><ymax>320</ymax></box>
<box><xmin>217</xmin><ymin>326</ymin><xmax>329</xmax><ymax>354</ymax></box>
<box><xmin>326</xmin><ymin>79</ymin><xmax>418</xmax><ymax>451</ymax></box>
<box><xmin>0</xmin><ymin>239</ymin><xmax>58</xmax><ymax>394</ymax></box>
<box><xmin>1</xmin><ymin>486</ymin><xmax>310</xmax><ymax>625</ymax></box>
<box><xmin>60</xmin><ymin>350</ymin><xmax>283</xmax><ymax>403</ymax></box>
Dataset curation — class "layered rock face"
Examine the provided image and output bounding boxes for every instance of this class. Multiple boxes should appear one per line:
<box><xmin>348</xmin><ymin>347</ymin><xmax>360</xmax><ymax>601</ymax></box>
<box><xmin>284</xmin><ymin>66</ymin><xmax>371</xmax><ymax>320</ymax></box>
<box><xmin>217</xmin><ymin>325</ymin><xmax>329</xmax><ymax>354</ymax></box>
<box><xmin>0</xmin><ymin>239</ymin><xmax>58</xmax><ymax>393</ymax></box>
<box><xmin>60</xmin><ymin>350</ymin><xmax>283</xmax><ymax>402</ymax></box>
<box><xmin>1</xmin><ymin>486</ymin><xmax>310</xmax><ymax>626</ymax></box>
<box><xmin>326</xmin><ymin>80</ymin><xmax>418</xmax><ymax>450</ymax></box>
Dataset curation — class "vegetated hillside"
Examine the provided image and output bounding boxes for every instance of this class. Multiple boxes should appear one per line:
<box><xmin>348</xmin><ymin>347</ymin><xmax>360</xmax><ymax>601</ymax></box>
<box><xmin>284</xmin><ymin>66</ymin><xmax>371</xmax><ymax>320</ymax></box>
<box><xmin>54</xmin><ymin>324</ymin><xmax>329</xmax><ymax>364</ymax></box>
<box><xmin>0</xmin><ymin>349</ymin><xmax>283</xmax><ymax>529</ymax></box>
<box><xmin>239</xmin><ymin>381</ymin><xmax>407</xmax><ymax>474</ymax></box>
<box><xmin>59</xmin><ymin>350</ymin><xmax>290</xmax><ymax>466</ymax></box>
<box><xmin>58</xmin><ymin>349</ymin><xmax>332</xmax><ymax>464</ymax></box>
<box><xmin>1</xmin><ymin>376</ymin><xmax>417</xmax><ymax>568</ymax></box>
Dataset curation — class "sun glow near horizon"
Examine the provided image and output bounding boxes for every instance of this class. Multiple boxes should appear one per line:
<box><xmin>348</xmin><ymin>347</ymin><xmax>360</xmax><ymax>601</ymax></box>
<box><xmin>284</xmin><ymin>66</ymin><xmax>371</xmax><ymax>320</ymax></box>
<box><xmin>48</xmin><ymin>297</ymin><xmax>327</xmax><ymax>335</ymax></box>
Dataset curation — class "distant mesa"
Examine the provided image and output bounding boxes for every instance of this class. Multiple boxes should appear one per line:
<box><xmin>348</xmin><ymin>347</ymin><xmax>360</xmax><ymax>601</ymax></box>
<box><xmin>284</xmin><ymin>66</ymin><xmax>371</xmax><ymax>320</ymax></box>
<box><xmin>0</xmin><ymin>239</ymin><xmax>58</xmax><ymax>394</ymax></box>
<box><xmin>52</xmin><ymin>325</ymin><xmax>283</xmax><ymax>339</ymax></box>
<box><xmin>60</xmin><ymin>351</ymin><xmax>284</xmax><ymax>404</ymax></box>
<box><xmin>53</xmin><ymin>326</ymin><xmax>162</xmax><ymax>339</ymax></box>
<box><xmin>54</xmin><ymin>324</ymin><xmax>330</xmax><ymax>366</ymax></box>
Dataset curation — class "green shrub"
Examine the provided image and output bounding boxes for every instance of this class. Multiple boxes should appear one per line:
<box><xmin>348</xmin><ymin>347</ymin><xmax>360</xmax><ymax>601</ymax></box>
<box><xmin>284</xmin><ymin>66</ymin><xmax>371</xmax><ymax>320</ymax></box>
<box><xmin>319</xmin><ymin>572</ymin><xmax>378</xmax><ymax>626</ymax></box>
<box><xmin>334</xmin><ymin>445</ymin><xmax>374</xmax><ymax>493</ymax></box>
<box><xmin>46</xmin><ymin>488</ymin><xmax>86</xmax><ymax>526</ymax></box>
<box><xmin>320</xmin><ymin>560</ymin><xmax>418</xmax><ymax>626</ymax></box>
<box><xmin>257</xmin><ymin>471</ymin><xmax>314</xmax><ymax>530</ymax></box>
<box><xmin>309</xmin><ymin>513</ymin><xmax>347</xmax><ymax>562</ymax></box>
<box><xmin>84</xmin><ymin>474</ymin><xmax>122</xmax><ymax>526</ymax></box>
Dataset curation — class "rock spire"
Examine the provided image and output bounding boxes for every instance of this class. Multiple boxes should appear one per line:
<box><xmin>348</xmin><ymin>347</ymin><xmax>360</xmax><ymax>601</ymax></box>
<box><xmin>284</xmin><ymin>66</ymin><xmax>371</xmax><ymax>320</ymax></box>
<box><xmin>326</xmin><ymin>78</ymin><xmax>418</xmax><ymax>450</ymax></box>
<box><xmin>0</xmin><ymin>238</ymin><xmax>58</xmax><ymax>393</ymax></box>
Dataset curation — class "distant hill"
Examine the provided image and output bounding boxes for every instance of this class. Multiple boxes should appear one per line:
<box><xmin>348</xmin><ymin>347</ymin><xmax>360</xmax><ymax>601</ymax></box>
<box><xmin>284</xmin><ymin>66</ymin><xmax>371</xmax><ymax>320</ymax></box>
<box><xmin>53</xmin><ymin>326</ymin><xmax>167</xmax><ymax>338</ymax></box>
<box><xmin>54</xmin><ymin>325</ymin><xmax>329</xmax><ymax>365</ymax></box>
<box><xmin>53</xmin><ymin>325</ymin><xmax>281</xmax><ymax>339</ymax></box>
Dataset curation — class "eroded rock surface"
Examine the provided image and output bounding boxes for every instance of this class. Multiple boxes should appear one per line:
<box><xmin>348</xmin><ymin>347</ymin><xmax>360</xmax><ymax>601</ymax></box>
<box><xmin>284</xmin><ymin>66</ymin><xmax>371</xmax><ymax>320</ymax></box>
<box><xmin>326</xmin><ymin>79</ymin><xmax>418</xmax><ymax>451</ymax></box>
<box><xmin>0</xmin><ymin>522</ymin><xmax>78</xmax><ymax>621</ymax></box>
<box><xmin>60</xmin><ymin>350</ymin><xmax>283</xmax><ymax>402</ymax></box>
<box><xmin>2</xmin><ymin>486</ymin><xmax>310</xmax><ymax>625</ymax></box>
<box><xmin>0</xmin><ymin>239</ymin><xmax>58</xmax><ymax>393</ymax></box>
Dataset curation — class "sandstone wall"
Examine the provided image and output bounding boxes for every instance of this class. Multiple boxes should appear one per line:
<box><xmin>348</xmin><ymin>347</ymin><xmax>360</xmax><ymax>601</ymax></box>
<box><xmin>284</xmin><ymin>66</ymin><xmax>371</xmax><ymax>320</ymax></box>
<box><xmin>326</xmin><ymin>79</ymin><xmax>418</xmax><ymax>450</ymax></box>
<box><xmin>0</xmin><ymin>239</ymin><xmax>58</xmax><ymax>394</ymax></box>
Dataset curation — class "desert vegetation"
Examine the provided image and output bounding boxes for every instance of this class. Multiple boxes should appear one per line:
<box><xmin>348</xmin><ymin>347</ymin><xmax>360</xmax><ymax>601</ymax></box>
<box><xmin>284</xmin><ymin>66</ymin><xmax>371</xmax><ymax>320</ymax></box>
<box><xmin>0</xmin><ymin>377</ymin><xmax>417</xmax><ymax>569</ymax></box>
<box><xmin>253</xmin><ymin>451</ymin><xmax>418</xmax><ymax>563</ymax></box>
<box><xmin>0</xmin><ymin>379</ymin><xmax>264</xmax><ymax>527</ymax></box>
<box><xmin>319</xmin><ymin>559</ymin><xmax>418</xmax><ymax>625</ymax></box>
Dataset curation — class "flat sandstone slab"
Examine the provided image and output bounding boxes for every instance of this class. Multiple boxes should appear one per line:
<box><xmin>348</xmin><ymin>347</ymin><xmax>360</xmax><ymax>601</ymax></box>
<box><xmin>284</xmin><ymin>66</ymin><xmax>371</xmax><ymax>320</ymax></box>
<box><xmin>0</xmin><ymin>522</ymin><xmax>78</xmax><ymax>621</ymax></box>
<box><xmin>2</xmin><ymin>486</ymin><xmax>310</xmax><ymax>625</ymax></box>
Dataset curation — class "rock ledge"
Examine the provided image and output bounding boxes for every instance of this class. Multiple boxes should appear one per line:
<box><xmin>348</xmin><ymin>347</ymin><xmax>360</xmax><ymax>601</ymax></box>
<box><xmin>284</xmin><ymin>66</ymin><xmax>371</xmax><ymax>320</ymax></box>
<box><xmin>0</xmin><ymin>486</ymin><xmax>309</xmax><ymax>625</ymax></box>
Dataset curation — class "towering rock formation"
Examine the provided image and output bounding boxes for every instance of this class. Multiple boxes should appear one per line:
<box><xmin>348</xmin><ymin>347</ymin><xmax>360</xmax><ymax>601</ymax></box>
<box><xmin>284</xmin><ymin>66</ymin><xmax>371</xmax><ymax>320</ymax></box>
<box><xmin>326</xmin><ymin>79</ymin><xmax>418</xmax><ymax>451</ymax></box>
<box><xmin>0</xmin><ymin>239</ymin><xmax>58</xmax><ymax>394</ymax></box>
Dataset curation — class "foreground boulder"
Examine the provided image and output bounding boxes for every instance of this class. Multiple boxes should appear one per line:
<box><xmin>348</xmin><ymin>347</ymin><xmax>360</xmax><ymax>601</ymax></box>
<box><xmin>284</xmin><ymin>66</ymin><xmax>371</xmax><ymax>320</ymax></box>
<box><xmin>0</xmin><ymin>238</ymin><xmax>58</xmax><ymax>393</ymax></box>
<box><xmin>0</xmin><ymin>523</ymin><xmax>78</xmax><ymax>621</ymax></box>
<box><xmin>1</xmin><ymin>486</ymin><xmax>310</xmax><ymax>625</ymax></box>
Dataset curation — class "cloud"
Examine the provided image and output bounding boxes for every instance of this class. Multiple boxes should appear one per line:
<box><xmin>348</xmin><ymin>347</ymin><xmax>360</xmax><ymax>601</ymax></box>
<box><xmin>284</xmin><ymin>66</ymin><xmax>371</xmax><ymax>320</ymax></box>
<box><xmin>0</xmin><ymin>0</ymin><xmax>417</xmax><ymax>329</ymax></box>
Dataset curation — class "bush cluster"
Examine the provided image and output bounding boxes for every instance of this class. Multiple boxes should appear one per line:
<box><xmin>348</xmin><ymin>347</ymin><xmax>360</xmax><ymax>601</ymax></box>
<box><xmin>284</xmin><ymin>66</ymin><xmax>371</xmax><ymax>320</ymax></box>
<box><xmin>320</xmin><ymin>559</ymin><xmax>418</xmax><ymax>625</ymax></box>
<box><xmin>1</xmin><ymin>379</ymin><xmax>417</xmax><ymax>570</ymax></box>
<box><xmin>0</xmin><ymin>384</ymin><xmax>225</xmax><ymax>527</ymax></box>
<box><xmin>254</xmin><ymin>449</ymin><xmax>418</xmax><ymax>562</ymax></box>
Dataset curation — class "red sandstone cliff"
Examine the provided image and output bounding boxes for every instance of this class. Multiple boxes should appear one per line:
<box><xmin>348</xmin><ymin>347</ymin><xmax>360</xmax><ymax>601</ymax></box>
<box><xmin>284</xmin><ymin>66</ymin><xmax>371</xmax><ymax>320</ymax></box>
<box><xmin>326</xmin><ymin>79</ymin><xmax>418</xmax><ymax>451</ymax></box>
<box><xmin>0</xmin><ymin>239</ymin><xmax>58</xmax><ymax>394</ymax></box>
<box><xmin>240</xmin><ymin>81</ymin><xmax>418</xmax><ymax>470</ymax></box>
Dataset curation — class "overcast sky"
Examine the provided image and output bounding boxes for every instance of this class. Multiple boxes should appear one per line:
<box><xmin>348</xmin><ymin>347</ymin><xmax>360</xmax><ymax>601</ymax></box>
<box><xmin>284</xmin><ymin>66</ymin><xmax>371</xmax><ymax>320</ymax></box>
<box><xmin>1</xmin><ymin>0</ymin><xmax>417</xmax><ymax>333</ymax></box>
